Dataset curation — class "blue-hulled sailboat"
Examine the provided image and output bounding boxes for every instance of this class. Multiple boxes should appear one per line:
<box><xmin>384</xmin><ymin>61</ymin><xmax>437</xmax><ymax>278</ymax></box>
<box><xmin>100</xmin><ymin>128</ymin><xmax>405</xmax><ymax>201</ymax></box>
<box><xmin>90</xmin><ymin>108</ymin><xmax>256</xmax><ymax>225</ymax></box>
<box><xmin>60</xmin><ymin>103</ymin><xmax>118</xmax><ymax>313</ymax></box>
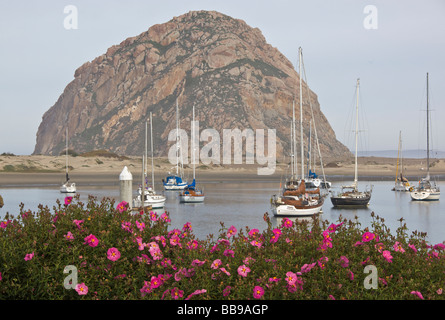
<box><xmin>163</xmin><ymin>98</ymin><xmax>188</xmax><ymax>190</ymax></box>
<box><xmin>179</xmin><ymin>106</ymin><xmax>205</xmax><ymax>203</ymax></box>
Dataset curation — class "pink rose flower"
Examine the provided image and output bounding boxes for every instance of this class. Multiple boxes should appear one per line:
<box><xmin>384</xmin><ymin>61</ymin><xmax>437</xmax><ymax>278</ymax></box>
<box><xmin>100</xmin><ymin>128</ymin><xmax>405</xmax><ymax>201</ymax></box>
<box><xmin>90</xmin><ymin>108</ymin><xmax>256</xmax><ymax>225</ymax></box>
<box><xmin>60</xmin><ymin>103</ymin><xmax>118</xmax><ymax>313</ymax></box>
<box><xmin>84</xmin><ymin>234</ymin><xmax>99</xmax><ymax>247</ymax></box>
<box><xmin>64</xmin><ymin>231</ymin><xmax>74</xmax><ymax>241</ymax></box>
<box><xmin>171</xmin><ymin>287</ymin><xmax>184</xmax><ymax>300</ymax></box>
<box><xmin>227</xmin><ymin>225</ymin><xmax>237</xmax><ymax>238</ymax></box>
<box><xmin>318</xmin><ymin>256</ymin><xmax>329</xmax><ymax>269</ymax></box>
<box><xmin>24</xmin><ymin>252</ymin><xmax>34</xmax><ymax>261</ymax></box>
<box><xmin>107</xmin><ymin>247</ymin><xmax>121</xmax><ymax>261</ymax></box>
<box><xmin>248</xmin><ymin>229</ymin><xmax>259</xmax><ymax>238</ymax></box>
<box><xmin>211</xmin><ymin>259</ymin><xmax>222</xmax><ymax>270</ymax></box>
<box><xmin>75</xmin><ymin>283</ymin><xmax>88</xmax><ymax>295</ymax></box>
<box><xmin>282</xmin><ymin>218</ymin><xmax>293</xmax><ymax>228</ymax></box>
<box><xmin>237</xmin><ymin>264</ymin><xmax>251</xmax><ymax>277</ymax></box>
<box><xmin>253</xmin><ymin>286</ymin><xmax>264</xmax><ymax>299</ymax></box>
<box><xmin>382</xmin><ymin>250</ymin><xmax>393</xmax><ymax>263</ymax></box>
<box><xmin>393</xmin><ymin>241</ymin><xmax>405</xmax><ymax>253</ymax></box>
<box><xmin>136</xmin><ymin>220</ymin><xmax>145</xmax><ymax>232</ymax></box>
<box><xmin>285</xmin><ymin>271</ymin><xmax>298</xmax><ymax>285</ymax></box>
<box><xmin>362</xmin><ymin>231</ymin><xmax>375</xmax><ymax>242</ymax></box>
<box><xmin>116</xmin><ymin>201</ymin><xmax>128</xmax><ymax>213</ymax></box>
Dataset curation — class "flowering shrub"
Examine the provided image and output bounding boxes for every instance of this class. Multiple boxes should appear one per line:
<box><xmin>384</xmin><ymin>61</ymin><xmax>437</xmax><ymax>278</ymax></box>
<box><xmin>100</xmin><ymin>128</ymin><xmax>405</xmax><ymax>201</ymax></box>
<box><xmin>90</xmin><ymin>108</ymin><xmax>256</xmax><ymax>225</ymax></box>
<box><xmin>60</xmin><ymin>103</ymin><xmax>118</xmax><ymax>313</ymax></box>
<box><xmin>0</xmin><ymin>195</ymin><xmax>443</xmax><ymax>300</ymax></box>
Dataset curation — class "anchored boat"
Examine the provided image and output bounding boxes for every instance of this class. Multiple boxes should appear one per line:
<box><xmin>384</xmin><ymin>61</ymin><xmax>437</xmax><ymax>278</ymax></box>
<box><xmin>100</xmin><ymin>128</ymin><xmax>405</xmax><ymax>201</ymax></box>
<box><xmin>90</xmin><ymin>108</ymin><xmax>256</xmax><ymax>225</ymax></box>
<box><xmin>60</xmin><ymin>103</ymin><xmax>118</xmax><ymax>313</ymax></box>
<box><xmin>330</xmin><ymin>79</ymin><xmax>372</xmax><ymax>208</ymax></box>
<box><xmin>410</xmin><ymin>73</ymin><xmax>440</xmax><ymax>201</ymax></box>
<box><xmin>179</xmin><ymin>106</ymin><xmax>205</xmax><ymax>203</ymax></box>
<box><xmin>163</xmin><ymin>99</ymin><xmax>188</xmax><ymax>190</ymax></box>
<box><xmin>133</xmin><ymin>113</ymin><xmax>166</xmax><ymax>209</ymax></box>
<box><xmin>271</xmin><ymin>47</ymin><xmax>324</xmax><ymax>216</ymax></box>
<box><xmin>392</xmin><ymin>131</ymin><xmax>412</xmax><ymax>192</ymax></box>
<box><xmin>60</xmin><ymin>127</ymin><xmax>76</xmax><ymax>193</ymax></box>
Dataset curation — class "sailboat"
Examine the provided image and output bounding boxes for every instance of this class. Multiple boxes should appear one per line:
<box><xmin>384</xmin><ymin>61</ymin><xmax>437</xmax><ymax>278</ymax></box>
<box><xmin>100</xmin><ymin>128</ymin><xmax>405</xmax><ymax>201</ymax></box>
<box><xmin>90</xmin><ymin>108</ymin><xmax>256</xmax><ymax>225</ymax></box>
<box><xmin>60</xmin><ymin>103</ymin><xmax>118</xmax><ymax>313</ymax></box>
<box><xmin>60</xmin><ymin>127</ymin><xmax>76</xmax><ymax>193</ymax></box>
<box><xmin>179</xmin><ymin>106</ymin><xmax>205</xmax><ymax>203</ymax></box>
<box><xmin>305</xmin><ymin>119</ymin><xmax>331</xmax><ymax>189</ymax></box>
<box><xmin>330</xmin><ymin>78</ymin><xmax>372</xmax><ymax>207</ymax></box>
<box><xmin>392</xmin><ymin>131</ymin><xmax>412</xmax><ymax>192</ymax></box>
<box><xmin>271</xmin><ymin>47</ymin><xmax>324</xmax><ymax>216</ymax></box>
<box><xmin>304</xmin><ymin>120</ymin><xmax>321</xmax><ymax>188</ymax></box>
<box><xmin>410</xmin><ymin>73</ymin><xmax>440</xmax><ymax>201</ymax></box>
<box><xmin>133</xmin><ymin>113</ymin><xmax>166</xmax><ymax>209</ymax></box>
<box><xmin>163</xmin><ymin>99</ymin><xmax>188</xmax><ymax>190</ymax></box>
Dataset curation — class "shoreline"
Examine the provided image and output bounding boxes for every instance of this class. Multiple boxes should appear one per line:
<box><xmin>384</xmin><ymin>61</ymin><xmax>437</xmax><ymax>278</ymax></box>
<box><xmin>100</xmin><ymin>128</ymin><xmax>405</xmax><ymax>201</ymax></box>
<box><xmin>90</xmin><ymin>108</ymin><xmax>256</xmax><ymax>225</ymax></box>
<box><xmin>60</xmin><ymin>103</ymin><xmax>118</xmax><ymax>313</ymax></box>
<box><xmin>0</xmin><ymin>154</ymin><xmax>444</xmax><ymax>187</ymax></box>
<box><xmin>0</xmin><ymin>171</ymin><xmax>443</xmax><ymax>189</ymax></box>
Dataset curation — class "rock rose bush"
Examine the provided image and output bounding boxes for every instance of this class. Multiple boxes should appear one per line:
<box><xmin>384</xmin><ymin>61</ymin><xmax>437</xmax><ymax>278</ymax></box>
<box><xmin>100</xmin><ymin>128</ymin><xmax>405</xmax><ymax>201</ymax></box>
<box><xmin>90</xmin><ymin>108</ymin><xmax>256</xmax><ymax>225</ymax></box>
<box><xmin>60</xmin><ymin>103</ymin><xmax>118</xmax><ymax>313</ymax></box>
<box><xmin>0</xmin><ymin>195</ymin><xmax>443</xmax><ymax>299</ymax></box>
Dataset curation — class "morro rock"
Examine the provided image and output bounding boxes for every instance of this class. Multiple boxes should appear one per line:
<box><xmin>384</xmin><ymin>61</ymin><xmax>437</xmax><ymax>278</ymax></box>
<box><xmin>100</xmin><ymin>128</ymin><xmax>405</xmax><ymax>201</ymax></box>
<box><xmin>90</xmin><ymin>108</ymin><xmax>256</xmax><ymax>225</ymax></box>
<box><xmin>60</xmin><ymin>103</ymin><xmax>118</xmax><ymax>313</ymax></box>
<box><xmin>33</xmin><ymin>10</ymin><xmax>351</xmax><ymax>162</ymax></box>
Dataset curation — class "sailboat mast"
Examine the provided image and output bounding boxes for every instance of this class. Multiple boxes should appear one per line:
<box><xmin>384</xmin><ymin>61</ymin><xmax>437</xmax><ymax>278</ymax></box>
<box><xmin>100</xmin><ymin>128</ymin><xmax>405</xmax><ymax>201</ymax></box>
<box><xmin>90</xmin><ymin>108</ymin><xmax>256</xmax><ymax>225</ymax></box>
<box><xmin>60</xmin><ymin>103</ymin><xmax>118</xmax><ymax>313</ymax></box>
<box><xmin>395</xmin><ymin>131</ymin><xmax>401</xmax><ymax>184</ymax></box>
<box><xmin>142</xmin><ymin>154</ymin><xmax>145</xmax><ymax>208</ymax></box>
<box><xmin>150</xmin><ymin>112</ymin><xmax>155</xmax><ymax>191</ymax></box>
<box><xmin>354</xmin><ymin>78</ymin><xmax>360</xmax><ymax>190</ymax></box>
<box><xmin>426</xmin><ymin>72</ymin><xmax>430</xmax><ymax>180</ymax></box>
<box><xmin>400</xmin><ymin>132</ymin><xmax>404</xmax><ymax>178</ymax></box>
<box><xmin>176</xmin><ymin>99</ymin><xmax>179</xmax><ymax>176</ymax></box>
<box><xmin>192</xmin><ymin>105</ymin><xmax>196</xmax><ymax>180</ymax></box>
<box><xmin>145</xmin><ymin>120</ymin><xmax>148</xmax><ymax>178</ymax></box>
<box><xmin>299</xmin><ymin>47</ymin><xmax>304</xmax><ymax>179</ymax></box>
<box><xmin>65</xmin><ymin>127</ymin><xmax>68</xmax><ymax>176</ymax></box>
<box><xmin>292</xmin><ymin>100</ymin><xmax>297</xmax><ymax>178</ymax></box>
<box><xmin>308</xmin><ymin>120</ymin><xmax>312</xmax><ymax>174</ymax></box>
<box><xmin>290</xmin><ymin>120</ymin><xmax>294</xmax><ymax>178</ymax></box>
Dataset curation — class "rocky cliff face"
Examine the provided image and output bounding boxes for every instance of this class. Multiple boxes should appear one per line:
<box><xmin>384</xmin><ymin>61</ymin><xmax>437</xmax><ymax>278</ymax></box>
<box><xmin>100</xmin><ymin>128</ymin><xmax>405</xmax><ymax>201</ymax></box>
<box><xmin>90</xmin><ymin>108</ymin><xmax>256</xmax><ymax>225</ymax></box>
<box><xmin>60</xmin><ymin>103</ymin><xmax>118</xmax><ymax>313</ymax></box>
<box><xmin>33</xmin><ymin>10</ymin><xmax>351</xmax><ymax>162</ymax></box>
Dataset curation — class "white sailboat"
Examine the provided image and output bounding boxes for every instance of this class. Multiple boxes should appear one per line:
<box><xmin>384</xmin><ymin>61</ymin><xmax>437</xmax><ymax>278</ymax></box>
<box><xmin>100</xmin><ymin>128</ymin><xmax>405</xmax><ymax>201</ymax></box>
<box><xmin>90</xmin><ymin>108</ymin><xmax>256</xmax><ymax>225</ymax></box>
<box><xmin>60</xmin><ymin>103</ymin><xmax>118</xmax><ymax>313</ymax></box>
<box><xmin>392</xmin><ymin>131</ymin><xmax>412</xmax><ymax>192</ymax></box>
<box><xmin>410</xmin><ymin>73</ymin><xmax>440</xmax><ymax>201</ymax></box>
<box><xmin>60</xmin><ymin>127</ymin><xmax>76</xmax><ymax>193</ymax></box>
<box><xmin>133</xmin><ymin>113</ymin><xmax>166</xmax><ymax>209</ymax></box>
<box><xmin>330</xmin><ymin>78</ymin><xmax>372</xmax><ymax>207</ymax></box>
<box><xmin>163</xmin><ymin>99</ymin><xmax>188</xmax><ymax>190</ymax></box>
<box><xmin>305</xmin><ymin>119</ymin><xmax>331</xmax><ymax>189</ymax></box>
<box><xmin>179</xmin><ymin>105</ymin><xmax>205</xmax><ymax>203</ymax></box>
<box><xmin>271</xmin><ymin>47</ymin><xmax>324</xmax><ymax>216</ymax></box>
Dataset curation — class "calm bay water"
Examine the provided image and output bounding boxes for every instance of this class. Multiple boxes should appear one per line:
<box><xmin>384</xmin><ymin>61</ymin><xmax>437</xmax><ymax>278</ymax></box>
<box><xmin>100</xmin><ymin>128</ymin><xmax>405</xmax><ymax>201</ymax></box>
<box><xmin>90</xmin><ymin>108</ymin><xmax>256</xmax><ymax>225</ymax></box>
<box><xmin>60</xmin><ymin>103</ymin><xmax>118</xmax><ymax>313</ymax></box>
<box><xmin>0</xmin><ymin>180</ymin><xmax>444</xmax><ymax>245</ymax></box>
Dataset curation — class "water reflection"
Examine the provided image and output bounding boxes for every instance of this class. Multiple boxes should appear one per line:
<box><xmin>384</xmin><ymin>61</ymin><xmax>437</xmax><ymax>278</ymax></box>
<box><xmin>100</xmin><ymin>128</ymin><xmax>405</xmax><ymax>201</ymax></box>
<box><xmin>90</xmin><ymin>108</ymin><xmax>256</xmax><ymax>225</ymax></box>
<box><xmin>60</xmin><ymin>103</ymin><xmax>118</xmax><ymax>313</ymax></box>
<box><xmin>0</xmin><ymin>181</ymin><xmax>443</xmax><ymax>244</ymax></box>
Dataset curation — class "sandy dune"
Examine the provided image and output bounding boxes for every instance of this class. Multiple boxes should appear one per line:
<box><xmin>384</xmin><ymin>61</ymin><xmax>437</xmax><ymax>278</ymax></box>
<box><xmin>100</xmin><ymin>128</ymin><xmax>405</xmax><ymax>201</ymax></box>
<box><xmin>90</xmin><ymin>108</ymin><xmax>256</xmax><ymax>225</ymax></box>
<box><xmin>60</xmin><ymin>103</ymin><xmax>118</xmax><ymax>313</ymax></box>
<box><xmin>0</xmin><ymin>154</ymin><xmax>443</xmax><ymax>187</ymax></box>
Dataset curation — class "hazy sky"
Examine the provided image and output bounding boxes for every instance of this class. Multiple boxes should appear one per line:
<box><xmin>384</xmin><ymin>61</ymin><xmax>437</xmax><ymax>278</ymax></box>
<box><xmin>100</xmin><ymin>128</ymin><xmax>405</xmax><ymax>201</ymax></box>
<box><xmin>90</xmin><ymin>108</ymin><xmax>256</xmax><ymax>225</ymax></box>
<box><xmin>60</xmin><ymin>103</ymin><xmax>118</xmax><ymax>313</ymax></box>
<box><xmin>1</xmin><ymin>0</ymin><xmax>444</xmax><ymax>155</ymax></box>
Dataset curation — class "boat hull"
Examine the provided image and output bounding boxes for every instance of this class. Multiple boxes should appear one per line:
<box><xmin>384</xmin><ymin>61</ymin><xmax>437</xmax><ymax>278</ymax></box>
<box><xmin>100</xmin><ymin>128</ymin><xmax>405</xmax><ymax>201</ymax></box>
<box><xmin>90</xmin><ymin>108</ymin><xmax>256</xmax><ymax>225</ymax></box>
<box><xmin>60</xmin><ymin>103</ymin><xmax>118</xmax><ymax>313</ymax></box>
<box><xmin>60</xmin><ymin>183</ymin><xmax>76</xmax><ymax>193</ymax></box>
<box><xmin>148</xmin><ymin>198</ymin><xmax>166</xmax><ymax>208</ymax></box>
<box><xmin>133</xmin><ymin>193</ymin><xmax>166</xmax><ymax>209</ymax></box>
<box><xmin>410</xmin><ymin>190</ymin><xmax>440</xmax><ymax>201</ymax></box>
<box><xmin>179</xmin><ymin>195</ymin><xmax>205</xmax><ymax>203</ymax></box>
<box><xmin>393</xmin><ymin>186</ymin><xmax>410</xmax><ymax>192</ymax></box>
<box><xmin>133</xmin><ymin>199</ymin><xmax>165</xmax><ymax>209</ymax></box>
<box><xmin>164</xmin><ymin>183</ymin><xmax>188</xmax><ymax>190</ymax></box>
<box><xmin>272</xmin><ymin>202</ymin><xmax>323</xmax><ymax>217</ymax></box>
<box><xmin>392</xmin><ymin>182</ymin><xmax>411</xmax><ymax>192</ymax></box>
<box><xmin>271</xmin><ymin>195</ymin><xmax>324</xmax><ymax>217</ymax></box>
<box><xmin>330</xmin><ymin>193</ymin><xmax>371</xmax><ymax>207</ymax></box>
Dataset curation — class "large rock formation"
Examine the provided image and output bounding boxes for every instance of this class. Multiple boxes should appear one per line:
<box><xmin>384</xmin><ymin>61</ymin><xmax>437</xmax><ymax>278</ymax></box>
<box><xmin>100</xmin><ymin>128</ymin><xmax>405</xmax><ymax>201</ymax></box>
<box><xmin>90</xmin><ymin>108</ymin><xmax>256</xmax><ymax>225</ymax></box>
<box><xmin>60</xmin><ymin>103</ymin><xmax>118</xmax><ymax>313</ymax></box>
<box><xmin>33</xmin><ymin>10</ymin><xmax>351</xmax><ymax>162</ymax></box>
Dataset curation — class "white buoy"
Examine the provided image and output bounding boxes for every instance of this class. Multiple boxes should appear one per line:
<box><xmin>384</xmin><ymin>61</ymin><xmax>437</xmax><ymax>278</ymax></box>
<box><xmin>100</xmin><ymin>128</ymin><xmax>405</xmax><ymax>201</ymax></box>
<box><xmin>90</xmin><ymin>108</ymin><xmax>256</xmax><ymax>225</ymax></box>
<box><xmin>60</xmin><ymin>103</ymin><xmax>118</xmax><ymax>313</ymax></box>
<box><xmin>119</xmin><ymin>166</ymin><xmax>133</xmax><ymax>209</ymax></box>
